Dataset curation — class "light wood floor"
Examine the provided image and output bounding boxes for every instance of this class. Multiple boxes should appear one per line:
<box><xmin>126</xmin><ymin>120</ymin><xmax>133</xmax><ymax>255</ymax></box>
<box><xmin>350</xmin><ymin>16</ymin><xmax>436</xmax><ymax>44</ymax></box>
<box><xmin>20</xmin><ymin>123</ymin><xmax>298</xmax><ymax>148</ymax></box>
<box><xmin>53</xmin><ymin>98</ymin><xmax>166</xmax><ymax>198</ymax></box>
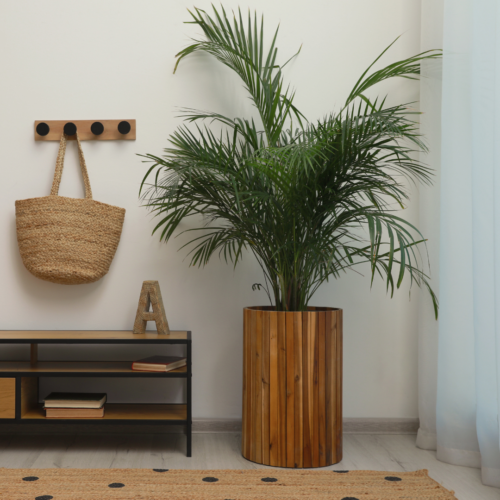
<box><xmin>0</xmin><ymin>433</ymin><xmax>497</xmax><ymax>500</ymax></box>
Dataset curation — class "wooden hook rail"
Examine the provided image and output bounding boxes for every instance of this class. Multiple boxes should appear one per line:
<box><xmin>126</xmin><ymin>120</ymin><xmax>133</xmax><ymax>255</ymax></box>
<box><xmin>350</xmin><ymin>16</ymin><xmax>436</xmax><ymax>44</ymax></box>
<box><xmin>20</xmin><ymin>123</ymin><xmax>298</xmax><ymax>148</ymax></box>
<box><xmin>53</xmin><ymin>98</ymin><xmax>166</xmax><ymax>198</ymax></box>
<box><xmin>34</xmin><ymin>120</ymin><xmax>136</xmax><ymax>141</ymax></box>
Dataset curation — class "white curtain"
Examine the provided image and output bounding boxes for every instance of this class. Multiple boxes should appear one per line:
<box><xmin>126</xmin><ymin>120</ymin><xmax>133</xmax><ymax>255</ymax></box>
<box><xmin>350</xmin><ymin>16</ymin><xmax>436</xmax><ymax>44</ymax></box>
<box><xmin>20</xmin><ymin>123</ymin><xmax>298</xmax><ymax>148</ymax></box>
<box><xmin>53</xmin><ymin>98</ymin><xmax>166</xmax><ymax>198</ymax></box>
<box><xmin>418</xmin><ymin>0</ymin><xmax>500</xmax><ymax>488</ymax></box>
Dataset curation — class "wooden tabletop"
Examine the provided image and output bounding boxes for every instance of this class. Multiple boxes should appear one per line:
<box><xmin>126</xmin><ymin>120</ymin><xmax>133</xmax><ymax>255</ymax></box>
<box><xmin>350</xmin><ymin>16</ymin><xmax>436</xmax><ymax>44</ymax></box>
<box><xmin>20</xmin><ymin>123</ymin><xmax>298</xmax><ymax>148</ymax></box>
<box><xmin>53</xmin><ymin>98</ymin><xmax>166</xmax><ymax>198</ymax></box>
<box><xmin>0</xmin><ymin>331</ymin><xmax>191</xmax><ymax>343</ymax></box>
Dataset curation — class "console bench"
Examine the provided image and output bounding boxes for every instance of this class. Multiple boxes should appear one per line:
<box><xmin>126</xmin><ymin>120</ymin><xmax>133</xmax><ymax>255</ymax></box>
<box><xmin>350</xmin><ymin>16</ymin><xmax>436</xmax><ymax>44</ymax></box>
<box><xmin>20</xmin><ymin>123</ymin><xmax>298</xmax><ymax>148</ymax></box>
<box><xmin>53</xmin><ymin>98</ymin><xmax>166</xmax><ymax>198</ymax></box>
<box><xmin>0</xmin><ymin>330</ymin><xmax>192</xmax><ymax>457</ymax></box>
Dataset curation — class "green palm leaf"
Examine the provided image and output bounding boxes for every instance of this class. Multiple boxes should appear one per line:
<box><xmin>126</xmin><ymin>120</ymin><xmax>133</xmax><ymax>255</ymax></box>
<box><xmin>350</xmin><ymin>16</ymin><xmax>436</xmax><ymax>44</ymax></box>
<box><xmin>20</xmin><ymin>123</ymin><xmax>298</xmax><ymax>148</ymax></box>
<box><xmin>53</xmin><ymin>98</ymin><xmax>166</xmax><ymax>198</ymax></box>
<box><xmin>141</xmin><ymin>5</ymin><xmax>440</xmax><ymax>317</ymax></box>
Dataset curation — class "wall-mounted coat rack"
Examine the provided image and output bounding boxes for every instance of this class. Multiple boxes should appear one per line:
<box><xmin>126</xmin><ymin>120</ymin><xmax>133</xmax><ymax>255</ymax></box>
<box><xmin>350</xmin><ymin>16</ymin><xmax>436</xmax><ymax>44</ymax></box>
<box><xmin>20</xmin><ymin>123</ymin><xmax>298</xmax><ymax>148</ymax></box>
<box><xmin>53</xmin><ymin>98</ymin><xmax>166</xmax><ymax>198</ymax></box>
<box><xmin>34</xmin><ymin>120</ymin><xmax>136</xmax><ymax>141</ymax></box>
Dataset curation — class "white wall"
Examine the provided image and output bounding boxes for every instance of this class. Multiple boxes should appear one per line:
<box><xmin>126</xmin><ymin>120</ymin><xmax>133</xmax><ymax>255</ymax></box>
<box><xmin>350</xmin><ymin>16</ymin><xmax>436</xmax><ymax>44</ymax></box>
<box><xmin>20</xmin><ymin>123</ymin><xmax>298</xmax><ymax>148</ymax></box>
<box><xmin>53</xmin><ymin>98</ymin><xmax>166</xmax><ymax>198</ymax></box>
<box><xmin>0</xmin><ymin>0</ymin><xmax>426</xmax><ymax>419</ymax></box>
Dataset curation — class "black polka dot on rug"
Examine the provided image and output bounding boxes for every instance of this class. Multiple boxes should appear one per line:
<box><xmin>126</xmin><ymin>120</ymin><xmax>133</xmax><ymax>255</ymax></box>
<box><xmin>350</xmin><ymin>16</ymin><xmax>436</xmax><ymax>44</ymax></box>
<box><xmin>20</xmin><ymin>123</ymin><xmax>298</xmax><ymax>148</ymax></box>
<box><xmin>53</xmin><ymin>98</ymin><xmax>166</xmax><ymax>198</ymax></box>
<box><xmin>153</xmin><ymin>469</ymin><xmax>169</xmax><ymax>472</ymax></box>
<box><xmin>385</xmin><ymin>476</ymin><xmax>402</xmax><ymax>482</ymax></box>
<box><xmin>35</xmin><ymin>496</ymin><xmax>53</xmax><ymax>500</ymax></box>
<box><xmin>202</xmin><ymin>477</ymin><xmax>219</xmax><ymax>482</ymax></box>
<box><xmin>261</xmin><ymin>477</ymin><xmax>278</xmax><ymax>482</ymax></box>
<box><xmin>341</xmin><ymin>497</ymin><xmax>360</xmax><ymax>500</ymax></box>
<box><xmin>333</xmin><ymin>470</ymin><xmax>349</xmax><ymax>473</ymax></box>
<box><xmin>22</xmin><ymin>476</ymin><xmax>39</xmax><ymax>481</ymax></box>
<box><xmin>108</xmin><ymin>483</ymin><xmax>125</xmax><ymax>488</ymax></box>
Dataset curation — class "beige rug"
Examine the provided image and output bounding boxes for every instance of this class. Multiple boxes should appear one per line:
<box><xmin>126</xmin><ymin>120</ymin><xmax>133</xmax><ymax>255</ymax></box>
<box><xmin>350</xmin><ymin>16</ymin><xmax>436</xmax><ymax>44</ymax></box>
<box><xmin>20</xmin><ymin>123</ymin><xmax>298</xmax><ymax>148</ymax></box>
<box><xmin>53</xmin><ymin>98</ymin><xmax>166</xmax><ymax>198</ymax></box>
<box><xmin>0</xmin><ymin>468</ymin><xmax>457</xmax><ymax>499</ymax></box>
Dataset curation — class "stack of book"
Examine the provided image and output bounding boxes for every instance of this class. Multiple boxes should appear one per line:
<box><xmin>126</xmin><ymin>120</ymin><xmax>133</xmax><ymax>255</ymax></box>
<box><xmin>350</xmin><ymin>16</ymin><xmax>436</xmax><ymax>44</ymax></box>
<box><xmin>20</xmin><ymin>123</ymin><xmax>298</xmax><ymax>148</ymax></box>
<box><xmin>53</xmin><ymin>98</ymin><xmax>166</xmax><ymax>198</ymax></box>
<box><xmin>44</xmin><ymin>392</ymin><xmax>107</xmax><ymax>418</ymax></box>
<box><xmin>131</xmin><ymin>355</ymin><xmax>187</xmax><ymax>372</ymax></box>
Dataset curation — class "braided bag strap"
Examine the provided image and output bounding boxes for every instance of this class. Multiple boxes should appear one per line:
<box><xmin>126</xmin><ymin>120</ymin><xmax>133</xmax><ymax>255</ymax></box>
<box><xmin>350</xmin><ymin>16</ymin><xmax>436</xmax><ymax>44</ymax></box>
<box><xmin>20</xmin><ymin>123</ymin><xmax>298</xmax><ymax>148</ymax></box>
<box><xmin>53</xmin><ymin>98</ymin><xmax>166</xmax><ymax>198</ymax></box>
<box><xmin>50</xmin><ymin>133</ymin><xmax>93</xmax><ymax>199</ymax></box>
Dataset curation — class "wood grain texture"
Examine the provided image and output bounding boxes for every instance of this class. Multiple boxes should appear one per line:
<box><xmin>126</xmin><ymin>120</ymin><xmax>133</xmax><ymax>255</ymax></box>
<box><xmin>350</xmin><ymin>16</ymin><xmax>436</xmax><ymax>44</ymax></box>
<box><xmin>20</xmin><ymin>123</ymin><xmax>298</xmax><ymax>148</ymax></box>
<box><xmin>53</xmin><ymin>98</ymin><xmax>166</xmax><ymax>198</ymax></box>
<box><xmin>242</xmin><ymin>307</ymin><xmax>342</xmax><ymax>468</ymax></box>
<box><xmin>293</xmin><ymin>313</ymin><xmax>303</xmax><ymax>468</ymax></box>
<box><xmin>0</xmin><ymin>378</ymin><xmax>15</xmax><ymax>419</ymax></box>
<box><xmin>0</xmin><ymin>362</ymin><xmax>187</xmax><ymax>374</ymax></box>
<box><xmin>20</xmin><ymin>377</ymin><xmax>38</xmax><ymax>418</ymax></box>
<box><xmin>336</xmin><ymin>310</ymin><xmax>343</xmax><ymax>462</ymax></box>
<box><xmin>269</xmin><ymin>311</ymin><xmax>279</xmax><ymax>466</ymax></box>
<box><xmin>22</xmin><ymin>404</ymin><xmax>187</xmax><ymax>421</ymax></box>
<box><xmin>318</xmin><ymin>311</ymin><xmax>326</xmax><ymax>467</ymax></box>
<box><xmin>244</xmin><ymin>307</ymin><xmax>252</xmax><ymax>457</ymax></box>
<box><xmin>312</xmin><ymin>312</ymin><xmax>320</xmax><ymax>467</ymax></box>
<box><xmin>325</xmin><ymin>311</ymin><xmax>334</xmax><ymax>464</ymax></box>
<box><xmin>285</xmin><ymin>311</ymin><xmax>295</xmax><ymax>468</ymax></box>
<box><xmin>261</xmin><ymin>313</ymin><xmax>270</xmax><ymax>465</ymax></box>
<box><xmin>302</xmin><ymin>312</ymin><xmax>312</xmax><ymax>468</ymax></box>
<box><xmin>0</xmin><ymin>331</ymin><xmax>188</xmax><ymax>341</ymax></box>
<box><xmin>277</xmin><ymin>312</ymin><xmax>287</xmax><ymax>464</ymax></box>
<box><xmin>254</xmin><ymin>309</ymin><xmax>263</xmax><ymax>464</ymax></box>
<box><xmin>241</xmin><ymin>308</ymin><xmax>250</xmax><ymax>458</ymax></box>
<box><xmin>249</xmin><ymin>309</ymin><xmax>257</xmax><ymax>462</ymax></box>
<box><xmin>34</xmin><ymin>120</ymin><xmax>136</xmax><ymax>141</ymax></box>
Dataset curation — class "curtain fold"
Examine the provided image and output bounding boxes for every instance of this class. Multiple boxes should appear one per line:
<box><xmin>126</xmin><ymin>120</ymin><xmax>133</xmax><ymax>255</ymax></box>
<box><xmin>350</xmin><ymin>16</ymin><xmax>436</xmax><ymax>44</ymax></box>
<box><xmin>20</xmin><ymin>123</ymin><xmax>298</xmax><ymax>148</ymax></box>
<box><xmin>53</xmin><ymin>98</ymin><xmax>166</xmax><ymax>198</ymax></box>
<box><xmin>419</xmin><ymin>0</ymin><xmax>500</xmax><ymax>488</ymax></box>
<box><xmin>416</xmin><ymin>0</ymin><xmax>443</xmax><ymax>453</ymax></box>
<box><xmin>470</xmin><ymin>0</ymin><xmax>500</xmax><ymax>486</ymax></box>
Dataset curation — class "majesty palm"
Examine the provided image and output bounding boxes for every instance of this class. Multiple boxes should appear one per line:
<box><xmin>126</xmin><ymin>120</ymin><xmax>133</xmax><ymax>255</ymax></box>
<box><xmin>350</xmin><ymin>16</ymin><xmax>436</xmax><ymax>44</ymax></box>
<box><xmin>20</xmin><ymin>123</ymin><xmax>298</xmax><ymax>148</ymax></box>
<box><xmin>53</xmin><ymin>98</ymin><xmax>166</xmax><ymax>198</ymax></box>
<box><xmin>141</xmin><ymin>6</ymin><xmax>440</xmax><ymax>316</ymax></box>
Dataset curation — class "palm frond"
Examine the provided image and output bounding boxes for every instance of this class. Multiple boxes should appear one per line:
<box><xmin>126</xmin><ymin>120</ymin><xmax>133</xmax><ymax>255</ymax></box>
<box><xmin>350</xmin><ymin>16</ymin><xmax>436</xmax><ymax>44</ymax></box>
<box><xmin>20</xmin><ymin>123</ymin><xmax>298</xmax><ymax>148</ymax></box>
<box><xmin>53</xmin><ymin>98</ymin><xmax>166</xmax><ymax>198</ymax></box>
<box><xmin>141</xmin><ymin>5</ymin><xmax>441</xmax><ymax>317</ymax></box>
<box><xmin>174</xmin><ymin>5</ymin><xmax>304</xmax><ymax>145</ymax></box>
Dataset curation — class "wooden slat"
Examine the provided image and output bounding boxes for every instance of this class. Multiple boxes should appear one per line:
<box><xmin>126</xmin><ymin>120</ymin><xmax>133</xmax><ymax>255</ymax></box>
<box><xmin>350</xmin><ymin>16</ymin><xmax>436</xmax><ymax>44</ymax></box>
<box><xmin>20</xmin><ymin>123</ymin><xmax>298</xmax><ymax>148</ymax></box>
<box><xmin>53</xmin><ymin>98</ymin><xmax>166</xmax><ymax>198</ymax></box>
<box><xmin>249</xmin><ymin>309</ymin><xmax>257</xmax><ymax>461</ymax></box>
<box><xmin>336</xmin><ymin>310</ymin><xmax>343</xmax><ymax>462</ymax></box>
<box><xmin>269</xmin><ymin>311</ymin><xmax>279</xmax><ymax>466</ymax></box>
<box><xmin>331</xmin><ymin>310</ymin><xmax>338</xmax><ymax>463</ymax></box>
<box><xmin>0</xmin><ymin>378</ymin><xmax>15</xmax><ymax>419</ymax></box>
<box><xmin>261</xmin><ymin>313</ymin><xmax>270</xmax><ymax>465</ymax></box>
<box><xmin>312</xmin><ymin>312</ymin><xmax>320</xmax><ymax>467</ymax></box>
<box><xmin>293</xmin><ymin>312</ymin><xmax>303</xmax><ymax>468</ymax></box>
<box><xmin>285</xmin><ymin>312</ymin><xmax>295</xmax><ymax>468</ymax></box>
<box><xmin>242</xmin><ymin>308</ymin><xmax>250</xmax><ymax>458</ymax></box>
<box><xmin>277</xmin><ymin>312</ymin><xmax>287</xmax><ymax>463</ymax></box>
<box><xmin>325</xmin><ymin>311</ymin><xmax>334</xmax><ymax>465</ymax></box>
<box><xmin>302</xmin><ymin>312</ymin><xmax>312</xmax><ymax>468</ymax></box>
<box><xmin>253</xmin><ymin>309</ymin><xmax>263</xmax><ymax>463</ymax></box>
<box><xmin>247</xmin><ymin>309</ymin><xmax>255</xmax><ymax>458</ymax></box>
<box><xmin>318</xmin><ymin>312</ymin><xmax>327</xmax><ymax>466</ymax></box>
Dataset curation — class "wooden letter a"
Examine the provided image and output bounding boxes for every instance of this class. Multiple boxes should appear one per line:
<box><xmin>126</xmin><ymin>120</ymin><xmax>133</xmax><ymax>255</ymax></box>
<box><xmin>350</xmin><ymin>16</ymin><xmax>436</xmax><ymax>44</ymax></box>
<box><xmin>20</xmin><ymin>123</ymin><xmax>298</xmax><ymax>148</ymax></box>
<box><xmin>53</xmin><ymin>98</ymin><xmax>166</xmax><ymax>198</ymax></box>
<box><xmin>133</xmin><ymin>280</ymin><xmax>170</xmax><ymax>335</ymax></box>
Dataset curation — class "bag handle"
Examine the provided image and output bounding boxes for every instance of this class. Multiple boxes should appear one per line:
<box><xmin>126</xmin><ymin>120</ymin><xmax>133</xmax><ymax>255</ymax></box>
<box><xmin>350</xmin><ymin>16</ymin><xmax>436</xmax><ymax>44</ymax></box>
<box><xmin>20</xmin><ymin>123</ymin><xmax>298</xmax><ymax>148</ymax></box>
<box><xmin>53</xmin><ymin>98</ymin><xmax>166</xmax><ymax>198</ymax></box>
<box><xmin>50</xmin><ymin>133</ymin><xmax>93</xmax><ymax>199</ymax></box>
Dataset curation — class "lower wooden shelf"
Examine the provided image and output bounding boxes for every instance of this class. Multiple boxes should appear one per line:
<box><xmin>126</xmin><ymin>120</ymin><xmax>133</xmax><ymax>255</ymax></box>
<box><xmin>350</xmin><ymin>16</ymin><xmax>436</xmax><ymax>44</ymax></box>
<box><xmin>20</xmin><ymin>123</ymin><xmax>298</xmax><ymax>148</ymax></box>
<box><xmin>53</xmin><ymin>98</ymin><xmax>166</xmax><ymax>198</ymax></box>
<box><xmin>22</xmin><ymin>403</ymin><xmax>187</xmax><ymax>421</ymax></box>
<box><xmin>0</xmin><ymin>331</ymin><xmax>193</xmax><ymax>456</ymax></box>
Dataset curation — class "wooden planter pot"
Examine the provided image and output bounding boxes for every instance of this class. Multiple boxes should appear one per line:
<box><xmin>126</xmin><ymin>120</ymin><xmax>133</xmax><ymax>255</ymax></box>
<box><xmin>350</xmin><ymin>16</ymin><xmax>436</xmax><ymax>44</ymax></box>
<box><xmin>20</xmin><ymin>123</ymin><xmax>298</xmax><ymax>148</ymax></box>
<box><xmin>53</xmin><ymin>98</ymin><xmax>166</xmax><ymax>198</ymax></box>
<box><xmin>242</xmin><ymin>306</ymin><xmax>343</xmax><ymax>468</ymax></box>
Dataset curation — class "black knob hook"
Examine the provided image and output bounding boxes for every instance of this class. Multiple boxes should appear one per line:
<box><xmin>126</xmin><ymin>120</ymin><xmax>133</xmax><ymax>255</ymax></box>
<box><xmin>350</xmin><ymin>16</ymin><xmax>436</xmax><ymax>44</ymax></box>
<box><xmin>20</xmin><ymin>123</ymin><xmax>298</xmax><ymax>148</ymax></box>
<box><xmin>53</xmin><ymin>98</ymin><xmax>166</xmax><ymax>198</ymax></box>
<box><xmin>36</xmin><ymin>122</ymin><xmax>50</xmax><ymax>136</ymax></box>
<box><xmin>64</xmin><ymin>122</ymin><xmax>77</xmax><ymax>136</ymax></box>
<box><xmin>118</xmin><ymin>121</ymin><xmax>131</xmax><ymax>135</ymax></box>
<box><xmin>91</xmin><ymin>121</ymin><xmax>104</xmax><ymax>135</ymax></box>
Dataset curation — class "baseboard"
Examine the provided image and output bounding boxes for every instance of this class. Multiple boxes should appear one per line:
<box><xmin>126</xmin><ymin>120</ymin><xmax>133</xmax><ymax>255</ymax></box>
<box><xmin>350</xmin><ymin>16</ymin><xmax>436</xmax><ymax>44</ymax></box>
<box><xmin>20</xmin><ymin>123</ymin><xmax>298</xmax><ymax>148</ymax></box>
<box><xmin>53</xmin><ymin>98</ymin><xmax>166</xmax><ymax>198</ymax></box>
<box><xmin>343</xmin><ymin>418</ymin><xmax>419</xmax><ymax>434</ymax></box>
<box><xmin>193</xmin><ymin>418</ymin><xmax>242</xmax><ymax>433</ymax></box>
<box><xmin>0</xmin><ymin>418</ymin><xmax>418</xmax><ymax>435</ymax></box>
<box><xmin>193</xmin><ymin>418</ymin><xmax>419</xmax><ymax>434</ymax></box>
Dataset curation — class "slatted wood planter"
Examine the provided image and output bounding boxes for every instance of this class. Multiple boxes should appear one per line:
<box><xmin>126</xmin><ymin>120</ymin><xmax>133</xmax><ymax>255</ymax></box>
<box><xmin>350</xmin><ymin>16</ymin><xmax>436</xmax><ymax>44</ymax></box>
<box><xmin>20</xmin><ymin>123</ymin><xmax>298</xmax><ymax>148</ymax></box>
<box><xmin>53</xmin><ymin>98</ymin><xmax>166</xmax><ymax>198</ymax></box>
<box><xmin>242</xmin><ymin>306</ymin><xmax>343</xmax><ymax>468</ymax></box>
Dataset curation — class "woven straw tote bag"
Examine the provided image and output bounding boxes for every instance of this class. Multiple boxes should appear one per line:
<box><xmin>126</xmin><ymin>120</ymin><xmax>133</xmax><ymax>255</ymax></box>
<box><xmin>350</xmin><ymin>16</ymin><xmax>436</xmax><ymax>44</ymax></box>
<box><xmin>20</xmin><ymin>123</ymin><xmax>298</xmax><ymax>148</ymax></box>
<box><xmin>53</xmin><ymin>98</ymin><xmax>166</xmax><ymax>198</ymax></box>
<box><xmin>15</xmin><ymin>133</ymin><xmax>125</xmax><ymax>285</ymax></box>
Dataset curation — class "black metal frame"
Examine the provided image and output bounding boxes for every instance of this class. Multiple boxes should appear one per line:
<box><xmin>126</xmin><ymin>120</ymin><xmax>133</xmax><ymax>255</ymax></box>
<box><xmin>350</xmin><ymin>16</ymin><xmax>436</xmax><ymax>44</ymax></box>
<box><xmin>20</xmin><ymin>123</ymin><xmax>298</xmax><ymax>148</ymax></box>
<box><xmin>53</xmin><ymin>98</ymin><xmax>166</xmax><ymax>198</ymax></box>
<box><xmin>0</xmin><ymin>332</ymin><xmax>193</xmax><ymax>457</ymax></box>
